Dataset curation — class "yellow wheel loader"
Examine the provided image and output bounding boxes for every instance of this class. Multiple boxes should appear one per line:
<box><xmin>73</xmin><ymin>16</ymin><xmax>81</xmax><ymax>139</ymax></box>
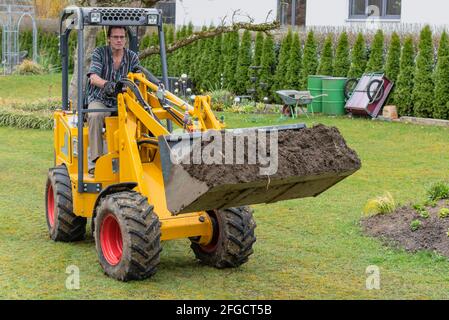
<box><xmin>46</xmin><ymin>6</ymin><xmax>361</xmax><ymax>281</ymax></box>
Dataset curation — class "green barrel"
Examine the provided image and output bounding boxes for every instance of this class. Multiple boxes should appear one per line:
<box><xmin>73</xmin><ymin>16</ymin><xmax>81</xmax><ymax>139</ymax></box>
<box><xmin>322</xmin><ymin>77</ymin><xmax>347</xmax><ymax>116</ymax></box>
<box><xmin>307</xmin><ymin>75</ymin><xmax>326</xmax><ymax>113</ymax></box>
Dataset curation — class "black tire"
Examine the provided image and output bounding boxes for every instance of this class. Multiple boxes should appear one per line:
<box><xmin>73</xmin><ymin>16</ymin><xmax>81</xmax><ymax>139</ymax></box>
<box><xmin>344</xmin><ymin>78</ymin><xmax>359</xmax><ymax>100</ymax></box>
<box><xmin>367</xmin><ymin>79</ymin><xmax>385</xmax><ymax>103</ymax></box>
<box><xmin>191</xmin><ymin>206</ymin><xmax>256</xmax><ymax>268</ymax></box>
<box><xmin>94</xmin><ymin>191</ymin><xmax>162</xmax><ymax>281</ymax></box>
<box><xmin>45</xmin><ymin>165</ymin><xmax>86</xmax><ymax>242</ymax></box>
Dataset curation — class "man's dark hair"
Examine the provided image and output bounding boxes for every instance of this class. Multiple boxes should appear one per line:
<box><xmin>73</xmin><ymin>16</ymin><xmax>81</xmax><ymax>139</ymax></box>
<box><xmin>107</xmin><ymin>26</ymin><xmax>127</xmax><ymax>38</ymax></box>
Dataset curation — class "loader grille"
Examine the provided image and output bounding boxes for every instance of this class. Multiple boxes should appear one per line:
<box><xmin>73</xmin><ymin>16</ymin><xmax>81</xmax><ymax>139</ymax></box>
<box><xmin>88</xmin><ymin>8</ymin><xmax>155</xmax><ymax>25</ymax></box>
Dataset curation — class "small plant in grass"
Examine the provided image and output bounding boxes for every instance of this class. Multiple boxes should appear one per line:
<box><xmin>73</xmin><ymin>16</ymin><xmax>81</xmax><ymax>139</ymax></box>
<box><xmin>13</xmin><ymin>59</ymin><xmax>45</xmax><ymax>75</ymax></box>
<box><xmin>410</xmin><ymin>219</ymin><xmax>422</xmax><ymax>232</ymax></box>
<box><xmin>419</xmin><ymin>210</ymin><xmax>430</xmax><ymax>219</ymax></box>
<box><xmin>413</xmin><ymin>203</ymin><xmax>429</xmax><ymax>218</ymax></box>
<box><xmin>363</xmin><ymin>192</ymin><xmax>396</xmax><ymax>216</ymax></box>
<box><xmin>426</xmin><ymin>181</ymin><xmax>449</xmax><ymax>201</ymax></box>
<box><xmin>439</xmin><ymin>208</ymin><xmax>449</xmax><ymax>219</ymax></box>
<box><xmin>423</xmin><ymin>199</ymin><xmax>438</xmax><ymax>208</ymax></box>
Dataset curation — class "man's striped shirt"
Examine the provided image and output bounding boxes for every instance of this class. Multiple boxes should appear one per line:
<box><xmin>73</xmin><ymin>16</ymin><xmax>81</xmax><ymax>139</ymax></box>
<box><xmin>87</xmin><ymin>46</ymin><xmax>140</xmax><ymax>108</ymax></box>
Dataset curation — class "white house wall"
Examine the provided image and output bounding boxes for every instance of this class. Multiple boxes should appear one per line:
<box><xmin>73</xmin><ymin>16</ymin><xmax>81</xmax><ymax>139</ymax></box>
<box><xmin>306</xmin><ymin>0</ymin><xmax>348</xmax><ymax>27</ymax></box>
<box><xmin>176</xmin><ymin>0</ymin><xmax>277</xmax><ymax>27</ymax></box>
<box><xmin>306</xmin><ymin>0</ymin><xmax>449</xmax><ymax>28</ymax></box>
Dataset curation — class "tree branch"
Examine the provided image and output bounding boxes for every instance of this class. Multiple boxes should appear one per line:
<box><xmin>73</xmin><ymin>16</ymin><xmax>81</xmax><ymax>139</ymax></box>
<box><xmin>139</xmin><ymin>20</ymin><xmax>280</xmax><ymax>59</ymax></box>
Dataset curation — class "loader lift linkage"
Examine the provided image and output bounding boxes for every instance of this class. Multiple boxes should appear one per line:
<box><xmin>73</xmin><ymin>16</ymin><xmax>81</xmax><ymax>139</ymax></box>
<box><xmin>45</xmin><ymin>6</ymin><xmax>360</xmax><ymax>281</ymax></box>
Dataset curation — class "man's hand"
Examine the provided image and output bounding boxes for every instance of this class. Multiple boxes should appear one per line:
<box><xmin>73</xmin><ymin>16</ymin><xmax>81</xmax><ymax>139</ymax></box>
<box><xmin>104</xmin><ymin>81</ymin><xmax>117</xmax><ymax>97</ymax></box>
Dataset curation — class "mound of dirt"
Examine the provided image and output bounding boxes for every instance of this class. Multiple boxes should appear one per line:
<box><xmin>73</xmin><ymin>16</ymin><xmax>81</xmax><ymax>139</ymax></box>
<box><xmin>181</xmin><ymin>124</ymin><xmax>361</xmax><ymax>188</ymax></box>
<box><xmin>361</xmin><ymin>200</ymin><xmax>449</xmax><ymax>257</ymax></box>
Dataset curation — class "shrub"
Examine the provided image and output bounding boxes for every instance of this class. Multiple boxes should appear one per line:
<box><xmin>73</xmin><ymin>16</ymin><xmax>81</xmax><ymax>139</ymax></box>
<box><xmin>419</xmin><ymin>210</ymin><xmax>430</xmax><ymax>219</ymax></box>
<box><xmin>318</xmin><ymin>35</ymin><xmax>333</xmax><ymax>76</ymax></box>
<box><xmin>395</xmin><ymin>36</ymin><xmax>416</xmax><ymax>116</ymax></box>
<box><xmin>207</xmin><ymin>89</ymin><xmax>234</xmax><ymax>111</ymax></box>
<box><xmin>274</xmin><ymin>29</ymin><xmax>293</xmax><ymax>93</ymax></box>
<box><xmin>439</xmin><ymin>208</ymin><xmax>449</xmax><ymax>219</ymax></box>
<box><xmin>365</xmin><ymin>30</ymin><xmax>385</xmax><ymax>73</ymax></box>
<box><xmin>433</xmin><ymin>31</ymin><xmax>449</xmax><ymax>120</ymax></box>
<box><xmin>333</xmin><ymin>32</ymin><xmax>350</xmax><ymax>77</ymax></box>
<box><xmin>363</xmin><ymin>192</ymin><xmax>396</xmax><ymax>216</ymax></box>
<box><xmin>410</xmin><ymin>219</ymin><xmax>422</xmax><ymax>232</ymax></box>
<box><xmin>385</xmin><ymin>32</ymin><xmax>401</xmax><ymax>103</ymax></box>
<box><xmin>348</xmin><ymin>33</ymin><xmax>367</xmax><ymax>78</ymax></box>
<box><xmin>285</xmin><ymin>32</ymin><xmax>302</xmax><ymax>90</ymax></box>
<box><xmin>259</xmin><ymin>35</ymin><xmax>276</xmax><ymax>100</ymax></box>
<box><xmin>235</xmin><ymin>30</ymin><xmax>253</xmax><ymax>95</ymax></box>
<box><xmin>427</xmin><ymin>181</ymin><xmax>449</xmax><ymax>201</ymax></box>
<box><xmin>300</xmin><ymin>31</ymin><xmax>318</xmax><ymax>89</ymax></box>
<box><xmin>412</xmin><ymin>25</ymin><xmax>435</xmax><ymax>118</ymax></box>
<box><xmin>14</xmin><ymin>60</ymin><xmax>44</xmax><ymax>75</ymax></box>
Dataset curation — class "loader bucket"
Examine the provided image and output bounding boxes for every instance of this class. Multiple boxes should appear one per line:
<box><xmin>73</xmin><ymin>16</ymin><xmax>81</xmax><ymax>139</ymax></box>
<box><xmin>158</xmin><ymin>124</ymin><xmax>361</xmax><ymax>215</ymax></box>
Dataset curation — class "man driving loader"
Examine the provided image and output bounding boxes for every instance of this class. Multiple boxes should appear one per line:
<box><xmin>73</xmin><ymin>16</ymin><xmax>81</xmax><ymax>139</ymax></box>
<box><xmin>87</xmin><ymin>25</ymin><xmax>140</xmax><ymax>175</ymax></box>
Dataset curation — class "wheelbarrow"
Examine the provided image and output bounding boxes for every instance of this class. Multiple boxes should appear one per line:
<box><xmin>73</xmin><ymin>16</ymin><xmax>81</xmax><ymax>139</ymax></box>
<box><xmin>276</xmin><ymin>90</ymin><xmax>327</xmax><ymax>119</ymax></box>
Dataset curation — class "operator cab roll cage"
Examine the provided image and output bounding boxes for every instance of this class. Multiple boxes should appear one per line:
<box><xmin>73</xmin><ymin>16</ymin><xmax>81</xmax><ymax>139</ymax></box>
<box><xmin>59</xmin><ymin>6</ymin><xmax>170</xmax><ymax>193</ymax></box>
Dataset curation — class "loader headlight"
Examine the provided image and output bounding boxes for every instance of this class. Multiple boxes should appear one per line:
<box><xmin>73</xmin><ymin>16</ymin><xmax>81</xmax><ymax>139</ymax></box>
<box><xmin>90</xmin><ymin>12</ymin><xmax>102</xmax><ymax>24</ymax></box>
<box><xmin>147</xmin><ymin>14</ymin><xmax>159</xmax><ymax>25</ymax></box>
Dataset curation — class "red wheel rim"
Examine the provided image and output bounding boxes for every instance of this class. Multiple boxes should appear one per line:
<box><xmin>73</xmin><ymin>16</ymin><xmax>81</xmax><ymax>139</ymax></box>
<box><xmin>100</xmin><ymin>214</ymin><xmax>123</xmax><ymax>266</ymax></box>
<box><xmin>47</xmin><ymin>184</ymin><xmax>55</xmax><ymax>228</ymax></box>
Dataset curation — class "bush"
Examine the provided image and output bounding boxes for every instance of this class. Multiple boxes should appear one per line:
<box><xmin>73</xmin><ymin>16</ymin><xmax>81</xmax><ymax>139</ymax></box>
<box><xmin>385</xmin><ymin>32</ymin><xmax>401</xmax><ymax>103</ymax></box>
<box><xmin>410</xmin><ymin>219</ymin><xmax>422</xmax><ymax>232</ymax></box>
<box><xmin>427</xmin><ymin>181</ymin><xmax>449</xmax><ymax>201</ymax></box>
<box><xmin>412</xmin><ymin>26</ymin><xmax>435</xmax><ymax>118</ymax></box>
<box><xmin>333</xmin><ymin>32</ymin><xmax>350</xmax><ymax>77</ymax></box>
<box><xmin>363</xmin><ymin>192</ymin><xmax>396</xmax><ymax>216</ymax></box>
<box><xmin>348</xmin><ymin>33</ymin><xmax>367</xmax><ymax>78</ymax></box>
<box><xmin>207</xmin><ymin>89</ymin><xmax>234</xmax><ymax>111</ymax></box>
<box><xmin>439</xmin><ymin>208</ymin><xmax>449</xmax><ymax>219</ymax></box>
<box><xmin>433</xmin><ymin>31</ymin><xmax>449</xmax><ymax>120</ymax></box>
<box><xmin>395</xmin><ymin>36</ymin><xmax>416</xmax><ymax>116</ymax></box>
<box><xmin>14</xmin><ymin>60</ymin><xmax>44</xmax><ymax>75</ymax></box>
<box><xmin>285</xmin><ymin>32</ymin><xmax>302</xmax><ymax>90</ymax></box>
<box><xmin>318</xmin><ymin>35</ymin><xmax>333</xmax><ymax>76</ymax></box>
<box><xmin>300</xmin><ymin>31</ymin><xmax>318</xmax><ymax>89</ymax></box>
<box><xmin>365</xmin><ymin>30</ymin><xmax>385</xmax><ymax>73</ymax></box>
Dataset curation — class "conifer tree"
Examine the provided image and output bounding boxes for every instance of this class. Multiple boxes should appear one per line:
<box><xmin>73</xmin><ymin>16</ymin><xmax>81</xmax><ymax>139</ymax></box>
<box><xmin>433</xmin><ymin>31</ymin><xmax>449</xmax><ymax>120</ymax></box>
<box><xmin>412</xmin><ymin>25</ymin><xmax>434</xmax><ymax>118</ymax></box>
<box><xmin>365</xmin><ymin>29</ymin><xmax>385</xmax><ymax>73</ymax></box>
<box><xmin>385</xmin><ymin>32</ymin><xmax>401</xmax><ymax>84</ymax></box>
<box><xmin>235</xmin><ymin>30</ymin><xmax>253</xmax><ymax>95</ymax></box>
<box><xmin>259</xmin><ymin>34</ymin><xmax>276</xmax><ymax>100</ymax></box>
<box><xmin>223</xmin><ymin>31</ymin><xmax>240</xmax><ymax>92</ymax></box>
<box><xmin>333</xmin><ymin>31</ymin><xmax>350</xmax><ymax>77</ymax></box>
<box><xmin>318</xmin><ymin>35</ymin><xmax>333</xmax><ymax>76</ymax></box>
<box><xmin>300</xmin><ymin>31</ymin><xmax>318</xmax><ymax>89</ymax></box>
<box><xmin>395</xmin><ymin>36</ymin><xmax>416</xmax><ymax>116</ymax></box>
<box><xmin>348</xmin><ymin>33</ymin><xmax>367</xmax><ymax>78</ymax></box>
<box><xmin>252</xmin><ymin>31</ymin><xmax>265</xmax><ymax>67</ymax></box>
<box><xmin>286</xmin><ymin>32</ymin><xmax>302</xmax><ymax>89</ymax></box>
<box><xmin>274</xmin><ymin>29</ymin><xmax>293</xmax><ymax>92</ymax></box>
<box><xmin>383</xmin><ymin>32</ymin><xmax>401</xmax><ymax>103</ymax></box>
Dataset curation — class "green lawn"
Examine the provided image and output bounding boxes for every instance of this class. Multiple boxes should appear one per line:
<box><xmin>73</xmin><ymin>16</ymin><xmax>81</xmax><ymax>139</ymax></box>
<box><xmin>0</xmin><ymin>73</ymin><xmax>62</xmax><ymax>104</ymax></box>
<box><xmin>0</xmin><ymin>112</ymin><xmax>448</xmax><ymax>299</ymax></box>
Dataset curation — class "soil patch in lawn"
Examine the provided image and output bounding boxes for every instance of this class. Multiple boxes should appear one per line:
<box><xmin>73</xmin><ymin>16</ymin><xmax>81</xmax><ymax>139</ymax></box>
<box><xmin>181</xmin><ymin>124</ymin><xmax>361</xmax><ymax>188</ymax></box>
<box><xmin>361</xmin><ymin>199</ymin><xmax>449</xmax><ymax>257</ymax></box>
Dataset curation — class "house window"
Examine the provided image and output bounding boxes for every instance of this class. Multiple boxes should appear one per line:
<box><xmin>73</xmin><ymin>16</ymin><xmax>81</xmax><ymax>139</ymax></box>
<box><xmin>277</xmin><ymin>0</ymin><xmax>307</xmax><ymax>26</ymax></box>
<box><xmin>155</xmin><ymin>0</ymin><xmax>176</xmax><ymax>24</ymax></box>
<box><xmin>349</xmin><ymin>0</ymin><xmax>401</xmax><ymax>19</ymax></box>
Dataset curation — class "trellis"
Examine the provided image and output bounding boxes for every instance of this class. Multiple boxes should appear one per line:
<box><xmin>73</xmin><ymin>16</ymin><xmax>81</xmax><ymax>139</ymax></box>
<box><xmin>0</xmin><ymin>0</ymin><xmax>37</xmax><ymax>75</ymax></box>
